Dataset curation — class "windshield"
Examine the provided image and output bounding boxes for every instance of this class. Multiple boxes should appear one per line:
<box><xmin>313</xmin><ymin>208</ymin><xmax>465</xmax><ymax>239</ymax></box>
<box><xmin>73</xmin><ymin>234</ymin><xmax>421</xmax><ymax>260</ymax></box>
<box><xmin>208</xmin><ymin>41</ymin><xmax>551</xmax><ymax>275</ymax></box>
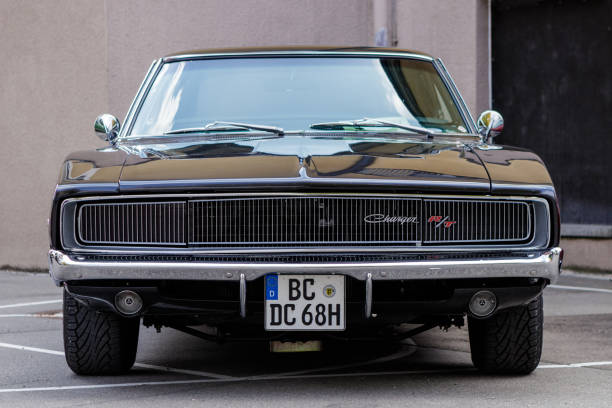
<box><xmin>129</xmin><ymin>57</ymin><xmax>468</xmax><ymax>137</ymax></box>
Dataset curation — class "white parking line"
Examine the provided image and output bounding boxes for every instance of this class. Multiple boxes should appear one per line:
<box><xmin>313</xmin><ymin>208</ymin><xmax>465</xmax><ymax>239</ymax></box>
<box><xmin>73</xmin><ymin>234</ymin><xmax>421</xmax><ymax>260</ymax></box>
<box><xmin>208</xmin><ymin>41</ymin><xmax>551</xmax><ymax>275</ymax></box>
<box><xmin>0</xmin><ymin>340</ymin><xmax>415</xmax><ymax>380</ymax></box>
<box><xmin>250</xmin><ymin>367</ymin><xmax>476</xmax><ymax>382</ymax></box>
<box><xmin>255</xmin><ymin>339</ymin><xmax>417</xmax><ymax>379</ymax></box>
<box><xmin>0</xmin><ymin>342</ymin><xmax>64</xmax><ymax>356</ymax></box>
<box><xmin>0</xmin><ymin>367</ymin><xmax>478</xmax><ymax>394</ymax></box>
<box><xmin>0</xmin><ymin>360</ymin><xmax>611</xmax><ymax>393</ymax></box>
<box><xmin>0</xmin><ymin>379</ymin><xmax>221</xmax><ymax>393</ymax></box>
<box><xmin>0</xmin><ymin>342</ymin><xmax>233</xmax><ymax>379</ymax></box>
<box><xmin>548</xmin><ymin>284</ymin><xmax>612</xmax><ymax>294</ymax></box>
<box><xmin>134</xmin><ymin>363</ymin><xmax>235</xmax><ymax>379</ymax></box>
<box><xmin>0</xmin><ymin>299</ymin><xmax>62</xmax><ymax>309</ymax></box>
<box><xmin>0</xmin><ymin>313</ymin><xmax>62</xmax><ymax>319</ymax></box>
<box><xmin>539</xmin><ymin>361</ymin><xmax>612</xmax><ymax>368</ymax></box>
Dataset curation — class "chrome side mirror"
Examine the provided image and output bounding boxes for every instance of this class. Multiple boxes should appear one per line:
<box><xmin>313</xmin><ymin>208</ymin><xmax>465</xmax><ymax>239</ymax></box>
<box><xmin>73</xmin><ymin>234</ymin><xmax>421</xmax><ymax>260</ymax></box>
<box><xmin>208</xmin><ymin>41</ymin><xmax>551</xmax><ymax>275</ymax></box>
<box><xmin>477</xmin><ymin>110</ymin><xmax>504</xmax><ymax>143</ymax></box>
<box><xmin>94</xmin><ymin>114</ymin><xmax>121</xmax><ymax>144</ymax></box>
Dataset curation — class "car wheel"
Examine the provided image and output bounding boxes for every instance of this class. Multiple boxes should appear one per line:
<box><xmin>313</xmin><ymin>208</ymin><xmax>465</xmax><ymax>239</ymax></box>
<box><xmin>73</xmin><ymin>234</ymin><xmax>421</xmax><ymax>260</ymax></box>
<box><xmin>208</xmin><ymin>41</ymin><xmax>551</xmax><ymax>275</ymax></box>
<box><xmin>468</xmin><ymin>294</ymin><xmax>543</xmax><ymax>374</ymax></box>
<box><xmin>63</xmin><ymin>289</ymin><xmax>140</xmax><ymax>375</ymax></box>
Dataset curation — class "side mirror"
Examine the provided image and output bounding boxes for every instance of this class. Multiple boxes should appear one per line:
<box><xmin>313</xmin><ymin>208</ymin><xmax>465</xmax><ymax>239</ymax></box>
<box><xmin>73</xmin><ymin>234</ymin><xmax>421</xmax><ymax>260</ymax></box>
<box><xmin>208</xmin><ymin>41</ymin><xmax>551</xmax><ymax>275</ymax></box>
<box><xmin>94</xmin><ymin>114</ymin><xmax>121</xmax><ymax>145</ymax></box>
<box><xmin>477</xmin><ymin>110</ymin><xmax>504</xmax><ymax>143</ymax></box>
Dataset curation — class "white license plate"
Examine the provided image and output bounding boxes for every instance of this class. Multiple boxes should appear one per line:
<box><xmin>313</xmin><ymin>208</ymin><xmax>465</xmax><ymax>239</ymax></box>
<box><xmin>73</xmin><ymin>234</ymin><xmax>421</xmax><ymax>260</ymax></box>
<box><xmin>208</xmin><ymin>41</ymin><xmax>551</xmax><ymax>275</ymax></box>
<box><xmin>264</xmin><ymin>274</ymin><xmax>345</xmax><ymax>331</ymax></box>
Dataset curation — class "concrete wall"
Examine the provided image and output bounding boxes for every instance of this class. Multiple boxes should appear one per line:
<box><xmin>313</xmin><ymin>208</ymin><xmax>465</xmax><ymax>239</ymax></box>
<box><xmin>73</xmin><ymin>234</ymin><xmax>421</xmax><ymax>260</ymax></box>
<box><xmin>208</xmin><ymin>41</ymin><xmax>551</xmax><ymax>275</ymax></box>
<box><xmin>394</xmin><ymin>0</ymin><xmax>490</xmax><ymax>115</ymax></box>
<box><xmin>105</xmin><ymin>0</ymin><xmax>374</xmax><ymax>120</ymax></box>
<box><xmin>0</xmin><ymin>0</ymin><xmax>490</xmax><ymax>269</ymax></box>
<box><xmin>0</xmin><ymin>0</ymin><xmax>108</xmax><ymax>269</ymax></box>
<box><xmin>561</xmin><ymin>239</ymin><xmax>612</xmax><ymax>272</ymax></box>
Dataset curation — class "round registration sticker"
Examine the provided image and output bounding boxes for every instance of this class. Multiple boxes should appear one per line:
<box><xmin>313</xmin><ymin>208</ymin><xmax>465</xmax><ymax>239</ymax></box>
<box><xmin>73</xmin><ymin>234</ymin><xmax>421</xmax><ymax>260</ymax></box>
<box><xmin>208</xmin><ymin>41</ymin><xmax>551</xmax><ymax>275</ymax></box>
<box><xmin>323</xmin><ymin>284</ymin><xmax>336</xmax><ymax>298</ymax></box>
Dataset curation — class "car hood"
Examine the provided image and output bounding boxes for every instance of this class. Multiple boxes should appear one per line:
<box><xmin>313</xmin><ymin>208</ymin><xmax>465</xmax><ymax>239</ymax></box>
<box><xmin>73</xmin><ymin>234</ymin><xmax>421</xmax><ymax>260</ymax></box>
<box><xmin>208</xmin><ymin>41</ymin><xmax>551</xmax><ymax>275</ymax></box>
<box><xmin>473</xmin><ymin>144</ymin><xmax>554</xmax><ymax>196</ymax></box>
<box><xmin>115</xmin><ymin>134</ymin><xmax>491</xmax><ymax>193</ymax></box>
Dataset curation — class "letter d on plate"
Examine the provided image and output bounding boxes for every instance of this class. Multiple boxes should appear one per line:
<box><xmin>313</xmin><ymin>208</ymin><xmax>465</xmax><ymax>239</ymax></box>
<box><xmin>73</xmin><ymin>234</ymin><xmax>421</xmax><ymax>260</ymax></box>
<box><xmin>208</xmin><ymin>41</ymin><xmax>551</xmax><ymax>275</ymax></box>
<box><xmin>266</xmin><ymin>275</ymin><xmax>278</xmax><ymax>300</ymax></box>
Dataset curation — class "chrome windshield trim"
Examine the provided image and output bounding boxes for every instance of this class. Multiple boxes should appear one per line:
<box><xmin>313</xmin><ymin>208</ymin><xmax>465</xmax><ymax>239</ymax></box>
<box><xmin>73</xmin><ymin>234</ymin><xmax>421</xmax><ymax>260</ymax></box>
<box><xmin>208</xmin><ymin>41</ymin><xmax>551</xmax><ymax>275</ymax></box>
<box><xmin>434</xmin><ymin>58</ymin><xmax>478</xmax><ymax>135</ymax></box>
<box><xmin>120</xmin><ymin>52</ymin><xmax>447</xmax><ymax>140</ymax></box>
<box><xmin>49</xmin><ymin>247</ymin><xmax>562</xmax><ymax>284</ymax></box>
<box><xmin>120</xmin><ymin>59</ymin><xmax>163</xmax><ymax>139</ymax></box>
<box><xmin>162</xmin><ymin>50</ymin><xmax>434</xmax><ymax>63</ymax></box>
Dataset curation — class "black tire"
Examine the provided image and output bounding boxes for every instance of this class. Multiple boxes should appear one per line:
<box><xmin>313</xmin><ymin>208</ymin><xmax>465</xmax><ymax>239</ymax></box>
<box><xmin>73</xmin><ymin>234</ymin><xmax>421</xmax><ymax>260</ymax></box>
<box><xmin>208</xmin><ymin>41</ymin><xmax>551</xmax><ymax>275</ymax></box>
<box><xmin>63</xmin><ymin>289</ymin><xmax>140</xmax><ymax>375</ymax></box>
<box><xmin>468</xmin><ymin>294</ymin><xmax>543</xmax><ymax>375</ymax></box>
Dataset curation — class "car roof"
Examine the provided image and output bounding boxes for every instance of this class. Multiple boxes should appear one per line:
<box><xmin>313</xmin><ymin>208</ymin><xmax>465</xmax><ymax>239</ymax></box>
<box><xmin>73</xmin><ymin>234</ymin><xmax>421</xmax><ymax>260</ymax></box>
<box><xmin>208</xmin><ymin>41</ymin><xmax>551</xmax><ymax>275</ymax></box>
<box><xmin>163</xmin><ymin>46</ymin><xmax>433</xmax><ymax>61</ymax></box>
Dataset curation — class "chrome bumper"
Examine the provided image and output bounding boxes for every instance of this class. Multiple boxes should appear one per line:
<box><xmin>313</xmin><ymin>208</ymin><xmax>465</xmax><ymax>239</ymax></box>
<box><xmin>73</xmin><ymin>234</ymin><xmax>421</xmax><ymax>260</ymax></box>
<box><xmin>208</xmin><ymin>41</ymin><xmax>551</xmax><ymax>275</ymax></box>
<box><xmin>49</xmin><ymin>248</ymin><xmax>562</xmax><ymax>284</ymax></box>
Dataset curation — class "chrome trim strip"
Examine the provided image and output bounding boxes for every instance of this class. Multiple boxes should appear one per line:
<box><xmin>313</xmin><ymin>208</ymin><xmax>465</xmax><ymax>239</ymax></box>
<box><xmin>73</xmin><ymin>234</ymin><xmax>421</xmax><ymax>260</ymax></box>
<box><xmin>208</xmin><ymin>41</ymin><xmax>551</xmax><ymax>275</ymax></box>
<box><xmin>60</xmin><ymin>246</ymin><xmax>541</xmax><ymax>254</ymax></box>
<box><xmin>365</xmin><ymin>273</ymin><xmax>373</xmax><ymax>319</ymax></box>
<box><xmin>434</xmin><ymin>58</ymin><xmax>478</xmax><ymax>135</ymax></box>
<box><xmin>118</xmin><ymin>178</ymin><xmax>491</xmax><ymax>190</ymax></box>
<box><xmin>162</xmin><ymin>50</ymin><xmax>434</xmax><ymax>63</ymax></box>
<box><xmin>48</xmin><ymin>248</ymin><xmax>562</xmax><ymax>284</ymax></box>
<box><xmin>239</xmin><ymin>273</ymin><xmax>246</xmax><ymax>318</ymax></box>
<box><xmin>120</xmin><ymin>59</ymin><xmax>162</xmax><ymax>139</ymax></box>
<box><xmin>59</xmin><ymin>193</ymin><xmax>550</xmax><ymax>253</ymax></box>
<box><xmin>61</xmin><ymin>192</ymin><xmax>545</xmax><ymax>200</ymax></box>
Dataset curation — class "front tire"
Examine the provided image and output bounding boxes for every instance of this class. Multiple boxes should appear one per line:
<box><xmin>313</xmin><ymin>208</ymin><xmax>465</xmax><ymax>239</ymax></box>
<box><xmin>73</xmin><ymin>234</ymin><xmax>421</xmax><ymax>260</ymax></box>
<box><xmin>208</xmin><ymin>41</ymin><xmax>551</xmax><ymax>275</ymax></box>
<box><xmin>468</xmin><ymin>294</ymin><xmax>543</xmax><ymax>374</ymax></box>
<box><xmin>63</xmin><ymin>289</ymin><xmax>140</xmax><ymax>375</ymax></box>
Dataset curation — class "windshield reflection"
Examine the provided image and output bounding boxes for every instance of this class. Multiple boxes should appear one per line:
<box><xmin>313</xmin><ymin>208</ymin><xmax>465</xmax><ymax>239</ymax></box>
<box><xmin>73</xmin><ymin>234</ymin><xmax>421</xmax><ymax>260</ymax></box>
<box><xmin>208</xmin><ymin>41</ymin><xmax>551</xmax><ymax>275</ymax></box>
<box><xmin>130</xmin><ymin>57</ymin><xmax>467</xmax><ymax>137</ymax></box>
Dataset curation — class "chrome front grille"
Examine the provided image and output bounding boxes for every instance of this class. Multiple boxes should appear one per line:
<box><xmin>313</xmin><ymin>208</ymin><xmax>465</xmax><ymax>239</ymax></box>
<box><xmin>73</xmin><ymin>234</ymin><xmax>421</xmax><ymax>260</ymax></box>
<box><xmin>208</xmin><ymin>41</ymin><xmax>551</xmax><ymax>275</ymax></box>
<box><xmin>79</xmin><ymin>202</ymin><xmax>186</xmax><ymax>245</ymax></box>
<box><xmin>73</xmin><ymin>195</ymin><xmax>534</xmax><ymax>248</ymax></box>
<box><xmin>189</xmin><ymin>197</ymin><xmax>421</xmax><ymax>245</ymax></box>
<box><xmin>423</xmin><ymin>199</ymin><xmax>531</xmax><ymax>243</ymax></box>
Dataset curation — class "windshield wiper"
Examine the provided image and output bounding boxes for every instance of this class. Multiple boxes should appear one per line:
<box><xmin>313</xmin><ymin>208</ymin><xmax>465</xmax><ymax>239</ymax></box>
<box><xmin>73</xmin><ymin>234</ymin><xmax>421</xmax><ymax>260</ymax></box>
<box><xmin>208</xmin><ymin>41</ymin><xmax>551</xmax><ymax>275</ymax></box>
<box><xmin>310</xmin><ymin>118</ymin><xmax>433</xmax><ymax>139</ymax></box>
<box><xmin>165</xmin><ymin>121</ymin><xmax>284</xmax><ymax>135</ymax></box>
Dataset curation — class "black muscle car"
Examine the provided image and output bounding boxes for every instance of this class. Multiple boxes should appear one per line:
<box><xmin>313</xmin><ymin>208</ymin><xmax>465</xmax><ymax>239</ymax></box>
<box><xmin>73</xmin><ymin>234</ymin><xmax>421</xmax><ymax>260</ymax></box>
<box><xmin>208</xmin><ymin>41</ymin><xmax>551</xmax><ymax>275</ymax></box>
<box><xmin>49</xmin><ymin>47</ymin><xmax>562</xmax><ymax>375</ymax></box>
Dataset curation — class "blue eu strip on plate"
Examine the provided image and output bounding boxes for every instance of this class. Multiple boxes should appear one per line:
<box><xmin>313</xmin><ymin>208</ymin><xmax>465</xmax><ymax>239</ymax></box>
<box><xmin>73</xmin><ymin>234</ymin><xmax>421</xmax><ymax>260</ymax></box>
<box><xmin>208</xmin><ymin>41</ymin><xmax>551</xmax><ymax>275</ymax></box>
<box><xmin>266</xmin><ymin>274</ymin><xmax>278</xmax><ymax>300</ymax></box>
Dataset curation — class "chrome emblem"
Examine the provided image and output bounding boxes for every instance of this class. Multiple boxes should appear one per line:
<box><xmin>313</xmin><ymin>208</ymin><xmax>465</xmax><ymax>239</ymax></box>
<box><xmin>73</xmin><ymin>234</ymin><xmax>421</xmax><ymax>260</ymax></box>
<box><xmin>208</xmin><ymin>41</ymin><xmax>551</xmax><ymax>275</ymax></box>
<box><xmin>363</xmin><ymin>214</ymin><xmax>418</xmax><ymax>225</ymax></box>
<box><xmin>428</xmin><ymin>215</ymin><xmax>457</xmax><ymax>228</ymax></box>
<box><xmin>319</xmin><ymin>218</ymin><xmax>335</xmax><ymax>227</ymax></box>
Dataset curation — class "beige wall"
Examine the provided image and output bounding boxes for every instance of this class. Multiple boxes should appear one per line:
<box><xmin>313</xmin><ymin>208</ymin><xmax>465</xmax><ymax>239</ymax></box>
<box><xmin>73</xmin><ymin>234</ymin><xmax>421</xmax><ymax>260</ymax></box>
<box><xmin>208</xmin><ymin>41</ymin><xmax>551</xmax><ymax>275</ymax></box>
<box><xmin>394</xmin><ymin>0</ymin><xmax>490</xmax><ymax>115</ymax></box>
<box><xmin>105</xmin><ymin>0</ymin><xmax>374</xmax><ymax>119</ymax></box>
<box><xmin>561</xmin><ymin>239</ymin><xmax>612</xmax><ymax>272</ymax></box>
<box><xmin>0</xmin><ymin>0</ymin><xmax>489</xmax><ymax>269</ymax></box>
<box><xmin>0</xmin><ymin>0</ymin><xmax>108</xmax><ymax>269</ymax></box>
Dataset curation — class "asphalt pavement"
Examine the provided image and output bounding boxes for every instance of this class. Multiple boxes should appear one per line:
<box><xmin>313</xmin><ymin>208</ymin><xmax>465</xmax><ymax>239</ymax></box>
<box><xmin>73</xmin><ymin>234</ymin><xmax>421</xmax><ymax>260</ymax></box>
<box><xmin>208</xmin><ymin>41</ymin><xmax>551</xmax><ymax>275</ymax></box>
<box><xmin>0</xmin><ymin>269</ymin><xmax>611</xmax><ymax>407</ymax></box>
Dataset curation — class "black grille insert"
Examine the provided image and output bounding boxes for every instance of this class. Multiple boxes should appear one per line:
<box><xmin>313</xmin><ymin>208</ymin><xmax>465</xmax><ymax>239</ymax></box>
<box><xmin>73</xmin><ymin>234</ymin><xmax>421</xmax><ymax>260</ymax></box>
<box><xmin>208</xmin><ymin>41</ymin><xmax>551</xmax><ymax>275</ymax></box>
<box><xmin>74</xmin><ymin>196</ymin><xmax>534</xmax><ymax>247</ymax></box>
<box><xmin>189</xmin><ymin>196</ymin><xmax>421</xmax><ymax>246</ymax></box>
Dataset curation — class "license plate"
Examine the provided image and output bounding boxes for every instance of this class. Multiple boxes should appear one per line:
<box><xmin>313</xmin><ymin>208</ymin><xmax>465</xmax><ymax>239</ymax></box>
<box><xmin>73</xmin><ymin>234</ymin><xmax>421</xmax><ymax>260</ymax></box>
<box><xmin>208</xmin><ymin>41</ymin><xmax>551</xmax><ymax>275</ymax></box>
<box><xmin>264</xmin><ymin>274</ymin><xmax>345</xmax><ymax>331</ymax></box>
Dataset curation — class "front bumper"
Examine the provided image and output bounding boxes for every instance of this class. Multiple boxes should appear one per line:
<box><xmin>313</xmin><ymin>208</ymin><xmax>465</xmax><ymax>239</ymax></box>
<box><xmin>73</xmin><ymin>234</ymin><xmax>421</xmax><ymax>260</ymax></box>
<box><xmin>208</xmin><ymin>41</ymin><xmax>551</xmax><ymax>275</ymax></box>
<box><xmin>49</xmin><ymin>247</ymin><xmax>562</xmax><ymax>284</ymax></box>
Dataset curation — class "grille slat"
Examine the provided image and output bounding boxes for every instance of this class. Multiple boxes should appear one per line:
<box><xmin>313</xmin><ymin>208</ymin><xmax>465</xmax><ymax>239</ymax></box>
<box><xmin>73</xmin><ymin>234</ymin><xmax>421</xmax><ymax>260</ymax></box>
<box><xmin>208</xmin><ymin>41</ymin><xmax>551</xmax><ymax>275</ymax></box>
<box><xmin>76</xmin><ymin>196</ymin><xmax>532</xmax><ymax>247</ymax></box>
